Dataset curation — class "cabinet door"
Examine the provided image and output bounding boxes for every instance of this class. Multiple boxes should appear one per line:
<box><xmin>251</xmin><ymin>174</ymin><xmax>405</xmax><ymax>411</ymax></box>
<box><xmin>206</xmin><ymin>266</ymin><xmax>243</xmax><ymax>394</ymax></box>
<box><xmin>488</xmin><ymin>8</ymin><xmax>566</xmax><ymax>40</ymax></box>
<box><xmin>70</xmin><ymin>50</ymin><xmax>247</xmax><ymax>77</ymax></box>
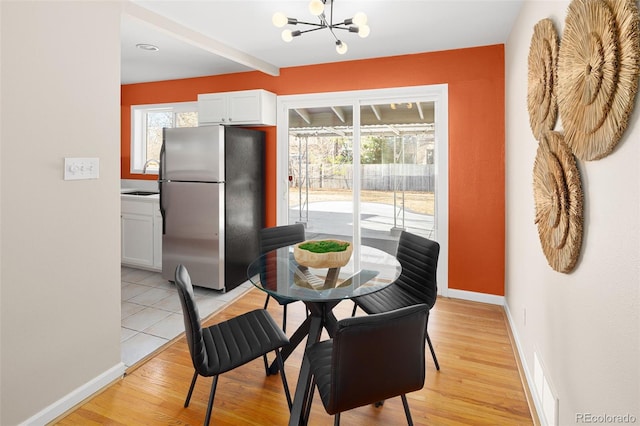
<box><xmin>198</xmin><ymin>95</ymin><xmax>227</xmax><ymax>124</ymax></box>
<box><xmin>228</xmin><ymin>91</ymin><xmax>261</xmax><ymax>123</ymax></box>
<box><xmin>121</xmin><ymin>213</ymin><xmax>154</xmax><ymax>267</ymax></box>
<box><xmin>198</xmin><ymin>90</ymin><xmax>276</xmax><ymax>126</ymax></box>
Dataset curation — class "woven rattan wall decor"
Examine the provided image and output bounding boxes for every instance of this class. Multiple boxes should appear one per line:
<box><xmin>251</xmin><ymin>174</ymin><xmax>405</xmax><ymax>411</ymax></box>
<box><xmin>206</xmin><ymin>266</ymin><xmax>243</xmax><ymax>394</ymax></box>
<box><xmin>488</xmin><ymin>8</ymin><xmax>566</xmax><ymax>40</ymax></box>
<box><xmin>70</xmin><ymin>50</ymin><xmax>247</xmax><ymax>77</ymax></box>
<box><xmin>557</xmin><ymin>0</ymin><xmax>640</xmax><ymax>161</ymax></box>
<box><xmin>528</xmin><ymin>18</ymin><xmax>559</xmax><ymax>140</ymax></box>
<box><xmin>533</xmin><ymin>131</ymin><xmax>584</xmax><ymax>273</ymax></box>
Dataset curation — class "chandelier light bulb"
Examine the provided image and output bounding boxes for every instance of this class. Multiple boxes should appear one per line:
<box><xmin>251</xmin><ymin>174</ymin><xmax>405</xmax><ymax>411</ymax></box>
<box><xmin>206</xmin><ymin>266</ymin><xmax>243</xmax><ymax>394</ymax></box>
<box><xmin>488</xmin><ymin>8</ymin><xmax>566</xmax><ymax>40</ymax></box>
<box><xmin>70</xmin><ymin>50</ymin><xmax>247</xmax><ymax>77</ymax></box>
<box><xmin>353</xmin><ymin>12</ymin><xmax>367</xmax><ymax>26</ymax></box>
<box><xmin>358</xmin><ymin>24</ymin><xmax>370</xmax><ymax>38</ymax></box>
<box><xmin>336</xmin><ymin>40</ymin><xmax>348</xmax><ymax>55</ymax></box>
<box><xmin>309</xmin><ymin>0</ymin><xmax>325</xmax><ymax>16</ymax></box>
<box><xmin>272</xmin><ymin>12</ymin><xmax>288</xmax><ymax>28</ymax></box>
<box><xmin>282</xmin><ymin>29</ymin><xmax>294</xmax><ymax>42</ymax></box>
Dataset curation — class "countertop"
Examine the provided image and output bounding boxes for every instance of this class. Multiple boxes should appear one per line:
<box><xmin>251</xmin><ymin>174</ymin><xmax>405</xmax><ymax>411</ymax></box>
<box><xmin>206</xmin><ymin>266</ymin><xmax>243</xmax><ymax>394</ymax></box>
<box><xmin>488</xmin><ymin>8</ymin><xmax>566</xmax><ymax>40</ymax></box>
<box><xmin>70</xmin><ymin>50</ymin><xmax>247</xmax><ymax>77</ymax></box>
<box><xmin>121</xmin><ymin>179</ymin><xmax>160</xmax><ymax>200</ymax></box>
<box><xmin>120</xmin><ymin>189</ymin><xmax>159</xmax><ymax>201</ymax></box>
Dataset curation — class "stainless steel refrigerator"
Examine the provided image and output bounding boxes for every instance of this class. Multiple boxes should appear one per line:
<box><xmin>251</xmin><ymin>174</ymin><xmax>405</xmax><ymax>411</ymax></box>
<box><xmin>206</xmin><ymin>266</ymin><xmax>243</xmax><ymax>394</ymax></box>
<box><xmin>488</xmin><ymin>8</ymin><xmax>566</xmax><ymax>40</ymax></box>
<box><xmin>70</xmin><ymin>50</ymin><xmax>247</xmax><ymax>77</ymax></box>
<box><xmin>159</xmin><ymin>125</ymin><xmax>264</xmax><ymax>291</ymax></box>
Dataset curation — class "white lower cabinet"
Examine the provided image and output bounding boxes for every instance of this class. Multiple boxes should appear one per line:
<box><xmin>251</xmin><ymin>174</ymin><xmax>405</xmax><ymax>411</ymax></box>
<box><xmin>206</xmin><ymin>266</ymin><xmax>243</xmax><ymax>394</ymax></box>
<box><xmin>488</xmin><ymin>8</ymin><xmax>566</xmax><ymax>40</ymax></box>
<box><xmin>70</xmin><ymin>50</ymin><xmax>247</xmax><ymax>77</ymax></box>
<box><xmin>121</xmin><ymin>197</ymin><xmax>162</xmax><ymax>271</ymax></box>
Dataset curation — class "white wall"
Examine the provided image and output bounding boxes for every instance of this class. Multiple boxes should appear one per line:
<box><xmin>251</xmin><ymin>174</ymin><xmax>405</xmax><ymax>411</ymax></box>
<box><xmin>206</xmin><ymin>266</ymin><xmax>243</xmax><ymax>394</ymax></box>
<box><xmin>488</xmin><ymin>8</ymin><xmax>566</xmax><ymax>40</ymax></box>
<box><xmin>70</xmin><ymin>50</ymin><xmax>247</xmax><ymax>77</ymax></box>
<box><xmin>506</xmin><ymin>1</ymin><xmax>639</xmax><ymax>425</ymax></box>
<box><xmin>0</xmin><ymin>2</ymin><xmax>123</xmax><ymax>424</ymax></box>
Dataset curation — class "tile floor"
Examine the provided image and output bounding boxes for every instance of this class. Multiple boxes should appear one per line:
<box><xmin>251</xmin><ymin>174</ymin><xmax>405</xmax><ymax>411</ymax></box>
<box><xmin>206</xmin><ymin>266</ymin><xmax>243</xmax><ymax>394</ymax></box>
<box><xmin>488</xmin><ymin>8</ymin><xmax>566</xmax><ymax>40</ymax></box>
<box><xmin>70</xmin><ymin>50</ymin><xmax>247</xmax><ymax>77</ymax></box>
<box><xmin>121</xmin><ymin>266</ymin><xmax>253</xmax><ymax>368</ymax></box>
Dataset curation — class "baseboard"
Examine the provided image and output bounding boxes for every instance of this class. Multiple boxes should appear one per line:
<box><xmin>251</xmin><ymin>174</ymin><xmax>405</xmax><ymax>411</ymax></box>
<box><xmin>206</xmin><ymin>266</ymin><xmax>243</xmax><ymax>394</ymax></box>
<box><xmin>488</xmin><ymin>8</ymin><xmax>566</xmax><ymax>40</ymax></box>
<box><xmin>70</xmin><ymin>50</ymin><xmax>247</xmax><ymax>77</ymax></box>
<box><xmin>21</xmin><ymin>362</ymin><xmax>125</xmax><ymax>426</ymax></box>
<box><xmin>504</xmin><ymin>303</ymin><xmax>545</xmax><ymax>425</ymax></box>
<box><xmin>446</xmin><ymin>288</ymin><xmax>505</xmax><ymax>305</ymax></box>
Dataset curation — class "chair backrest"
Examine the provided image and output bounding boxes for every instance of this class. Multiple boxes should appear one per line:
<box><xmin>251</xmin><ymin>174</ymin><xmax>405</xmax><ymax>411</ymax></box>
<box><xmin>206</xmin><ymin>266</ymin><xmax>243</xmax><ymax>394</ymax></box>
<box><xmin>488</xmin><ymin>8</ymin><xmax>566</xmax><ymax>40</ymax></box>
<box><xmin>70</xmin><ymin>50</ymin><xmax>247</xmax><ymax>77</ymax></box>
<box><xmin>395</xmin><ymin>231</ymin><xmax>440</xmax><ymax>309</ymax></box>
<box><xmin>326</xmin><ymin>304</ymin><xmax>429</xmax><ymax>415</ymax></box>
<box><xmin>259</xmin><ymin>223</ymin><xmax>306</xmax><ymax>254</ymax></box>
<box><xmin>174</xmin><ymin>264</ymin><xmax>209</xmax><ymax>375</ymax></box>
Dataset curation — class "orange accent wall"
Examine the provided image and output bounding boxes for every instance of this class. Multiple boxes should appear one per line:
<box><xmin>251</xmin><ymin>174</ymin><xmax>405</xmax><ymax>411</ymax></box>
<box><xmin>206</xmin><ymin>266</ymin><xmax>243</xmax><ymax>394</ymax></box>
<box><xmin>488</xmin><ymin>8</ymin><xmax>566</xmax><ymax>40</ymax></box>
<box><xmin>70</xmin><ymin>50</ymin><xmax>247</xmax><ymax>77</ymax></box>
<box><xmin>121</xmin><ymin>45</ymin><xmax>505</xmax><ymax>296</ymax></box>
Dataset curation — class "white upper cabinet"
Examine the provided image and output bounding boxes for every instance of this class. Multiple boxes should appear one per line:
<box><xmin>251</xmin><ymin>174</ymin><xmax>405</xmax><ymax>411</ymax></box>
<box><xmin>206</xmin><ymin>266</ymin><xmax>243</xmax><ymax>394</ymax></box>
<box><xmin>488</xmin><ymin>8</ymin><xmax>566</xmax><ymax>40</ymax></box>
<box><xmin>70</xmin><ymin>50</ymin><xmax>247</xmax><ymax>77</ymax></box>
<box><xmin>198</xmin><ymin>89</ymin><xmax>276</xmax><ymax>126</ymax></box>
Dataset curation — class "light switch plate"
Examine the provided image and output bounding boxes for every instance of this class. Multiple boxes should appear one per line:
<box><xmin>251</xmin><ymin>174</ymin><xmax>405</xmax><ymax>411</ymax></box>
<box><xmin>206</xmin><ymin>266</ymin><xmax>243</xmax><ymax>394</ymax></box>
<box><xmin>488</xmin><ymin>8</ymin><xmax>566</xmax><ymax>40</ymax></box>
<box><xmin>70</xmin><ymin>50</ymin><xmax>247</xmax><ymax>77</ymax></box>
<box><xmin>64</xmin><ymin>157</ymin><xmax>100</xmax><ymax>180</ymax></box>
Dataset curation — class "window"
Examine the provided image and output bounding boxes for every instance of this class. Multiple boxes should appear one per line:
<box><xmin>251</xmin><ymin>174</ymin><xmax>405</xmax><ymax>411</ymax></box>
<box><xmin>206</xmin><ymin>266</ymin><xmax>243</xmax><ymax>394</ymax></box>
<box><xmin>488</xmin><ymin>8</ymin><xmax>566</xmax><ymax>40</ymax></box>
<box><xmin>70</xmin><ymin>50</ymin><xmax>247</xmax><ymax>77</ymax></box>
<box><xmin>130</xmin><ymin>102</ymin><xmax>198</xmax><ymax>174</ymax></box>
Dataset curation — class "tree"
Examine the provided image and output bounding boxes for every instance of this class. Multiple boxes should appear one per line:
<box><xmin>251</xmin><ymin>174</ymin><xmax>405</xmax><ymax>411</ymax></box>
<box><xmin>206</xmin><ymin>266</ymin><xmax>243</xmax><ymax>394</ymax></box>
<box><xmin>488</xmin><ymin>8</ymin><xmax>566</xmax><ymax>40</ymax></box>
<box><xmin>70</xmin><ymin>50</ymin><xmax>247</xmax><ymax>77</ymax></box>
<box><xmin>361</xmin><ymin>136</ymin><xmax>393</xmax><ymax>164</ymax></box>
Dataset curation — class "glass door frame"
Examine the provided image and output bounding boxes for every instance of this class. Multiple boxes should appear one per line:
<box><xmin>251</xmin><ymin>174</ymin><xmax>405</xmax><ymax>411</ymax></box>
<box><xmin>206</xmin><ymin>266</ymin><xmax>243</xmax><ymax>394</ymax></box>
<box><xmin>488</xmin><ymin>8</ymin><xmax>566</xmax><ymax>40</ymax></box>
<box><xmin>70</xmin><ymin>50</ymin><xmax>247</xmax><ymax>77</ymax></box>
<box><xmin>276</xmin><ymin>85</ymin><xmax>449</xmax><ymax>295</ymax></box>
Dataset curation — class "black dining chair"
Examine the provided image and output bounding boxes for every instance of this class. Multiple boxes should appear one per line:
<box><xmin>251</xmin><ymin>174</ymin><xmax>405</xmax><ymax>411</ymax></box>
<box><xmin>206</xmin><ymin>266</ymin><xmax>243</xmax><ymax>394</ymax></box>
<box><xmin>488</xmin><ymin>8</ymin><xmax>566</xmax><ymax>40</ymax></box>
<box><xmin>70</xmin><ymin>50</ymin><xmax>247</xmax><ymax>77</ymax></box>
<box><xmin>352</xmin><ymin>230</ymin><xmax>441</xmax><ymax>370</ymax></box>
<box><xmin>305</xmin><ymin>304</ymin><xmax>429</xmax><ymax>425</ymax></box>
<box><xmin>174</xmin><ymin>264</ymin><xmax>292</xmax><ymax>425</ymax></box>
<box><xmin>259</xmin><ymin>223</ymin><xmax>306</xmax><ymax>332</ymax></box>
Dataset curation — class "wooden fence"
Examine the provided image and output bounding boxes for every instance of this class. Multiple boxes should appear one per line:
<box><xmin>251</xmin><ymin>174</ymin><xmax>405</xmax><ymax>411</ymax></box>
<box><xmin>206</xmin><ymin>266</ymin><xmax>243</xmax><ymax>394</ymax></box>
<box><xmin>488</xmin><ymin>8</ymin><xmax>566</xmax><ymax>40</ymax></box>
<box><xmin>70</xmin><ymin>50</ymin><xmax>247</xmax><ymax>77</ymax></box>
<box><xmin>291</xmin><ymin>163</ymin><xmax>435</xmax><ymax>192</ymax></box>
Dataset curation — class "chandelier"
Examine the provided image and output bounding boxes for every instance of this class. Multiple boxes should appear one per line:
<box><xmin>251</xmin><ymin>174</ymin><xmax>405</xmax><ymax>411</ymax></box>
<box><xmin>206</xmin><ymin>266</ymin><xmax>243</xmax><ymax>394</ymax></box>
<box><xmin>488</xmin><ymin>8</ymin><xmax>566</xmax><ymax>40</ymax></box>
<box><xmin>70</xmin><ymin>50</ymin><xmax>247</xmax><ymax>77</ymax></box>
<box><xmin>272</xmin><ymin>0</ymin><xmax>370</xmax><ymax>55</ymax></box>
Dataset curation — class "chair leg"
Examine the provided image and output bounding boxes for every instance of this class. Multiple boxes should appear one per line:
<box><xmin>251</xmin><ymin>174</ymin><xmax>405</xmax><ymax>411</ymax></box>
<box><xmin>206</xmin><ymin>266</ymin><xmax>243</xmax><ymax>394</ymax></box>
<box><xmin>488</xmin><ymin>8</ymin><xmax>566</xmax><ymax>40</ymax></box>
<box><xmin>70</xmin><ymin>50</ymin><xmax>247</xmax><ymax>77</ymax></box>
<box><xmin>261</xmin><ymin>293</ymin><xmax>275</xmax><ymax>377</ymax></box>
<box><xmin>334</xmin><ymin>412</ymin><xmax>341</xmax><ymax>426</ymax></box>
<box><xmin>204</xmin><ymin>375</ymin><xmax>219</xmax><ymax>426</ymax></box>
<box><xmin>184</xmin><ymin>370</ymin><xmax>198</xmax><ymax>407</ymax></box>
<box><xmin>351</xmin><ymin>302</ymin><xmax>357</xmax><ymax>317</ymax></box>
<box><xmin>426</xmin><ymin>331</ymin><xmax>440</xmax><ymax>370</ymax></box>
<box><xmin>282</xmin><ymin>305</ymin><xmax>287</xmax><ymax>333</ymax></box>
<box><xmin>275</xmin><ymin>349</ymin><xmax>292</xmax><ymax>410</ymax></box>
<box><xmin>262</xmin><ymin>353</ymin><xmax>271</xmax><ymax>376</ymax></box>
<box><xmin>401</xmin><ymin>394</ymin><xmax>414</xmax><ymax>426</ymax></box>
<box><xmin>263</xmin><ymin>294</ymin><xmax>277</xmax><ymax>375</ymax></box>
<box><xmin>264</xmin><ymin>304</ymin><xmax>290</xmax><ymax>378</ymax></box>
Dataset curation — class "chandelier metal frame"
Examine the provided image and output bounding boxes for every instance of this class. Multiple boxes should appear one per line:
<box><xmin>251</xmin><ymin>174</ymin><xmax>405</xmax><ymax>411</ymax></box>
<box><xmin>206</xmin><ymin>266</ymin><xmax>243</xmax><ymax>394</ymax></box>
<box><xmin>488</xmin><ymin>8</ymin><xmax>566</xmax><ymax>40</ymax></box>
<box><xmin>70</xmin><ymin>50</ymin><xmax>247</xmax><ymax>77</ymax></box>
<box><xmin>273</xmin><ymin>0</ymin><xmax>369</xmax><ymax>55</ymax></box>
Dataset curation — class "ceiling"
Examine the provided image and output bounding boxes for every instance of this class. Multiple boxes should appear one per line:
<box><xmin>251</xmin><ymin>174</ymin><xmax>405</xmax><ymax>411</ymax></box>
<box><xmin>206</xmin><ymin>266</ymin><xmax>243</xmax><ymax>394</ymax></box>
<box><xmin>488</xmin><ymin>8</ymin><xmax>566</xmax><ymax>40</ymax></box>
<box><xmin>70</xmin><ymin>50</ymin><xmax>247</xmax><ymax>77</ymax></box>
<box><xmin>121</xmin><ymin>0</ymin><xmax>524</xmax><ymax>85</ymax></box>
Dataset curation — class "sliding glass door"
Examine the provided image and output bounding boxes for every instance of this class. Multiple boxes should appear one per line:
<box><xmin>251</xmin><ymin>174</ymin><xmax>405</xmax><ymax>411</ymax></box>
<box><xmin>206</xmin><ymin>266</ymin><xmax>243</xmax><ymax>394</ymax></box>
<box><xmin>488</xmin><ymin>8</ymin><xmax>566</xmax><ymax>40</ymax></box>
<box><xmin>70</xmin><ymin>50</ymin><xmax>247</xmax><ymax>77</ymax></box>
<box><xmin>277</xmin><ymin>86</ymin><xmax>448</xmax><ymax>291</ymax></box>
<box><xmin>357</xmin><ymin>100</ymin><xmax>436</xmax><ymax>253</ymax></box>
<box><xmin>288</xmin><ymin>105</ymin><xmax>354</xmax><ymax>243</ymax></box>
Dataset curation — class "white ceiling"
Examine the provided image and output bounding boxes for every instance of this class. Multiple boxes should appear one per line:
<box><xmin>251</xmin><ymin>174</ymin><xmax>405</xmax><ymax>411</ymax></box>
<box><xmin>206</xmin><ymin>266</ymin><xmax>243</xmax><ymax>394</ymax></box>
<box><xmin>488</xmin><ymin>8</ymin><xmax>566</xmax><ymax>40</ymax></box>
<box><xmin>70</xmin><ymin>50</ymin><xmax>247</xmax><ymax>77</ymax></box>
<box><xmin>121</xmin><ymin>0</ymin><xmax>524</xmax><ymax>85</ymax></box>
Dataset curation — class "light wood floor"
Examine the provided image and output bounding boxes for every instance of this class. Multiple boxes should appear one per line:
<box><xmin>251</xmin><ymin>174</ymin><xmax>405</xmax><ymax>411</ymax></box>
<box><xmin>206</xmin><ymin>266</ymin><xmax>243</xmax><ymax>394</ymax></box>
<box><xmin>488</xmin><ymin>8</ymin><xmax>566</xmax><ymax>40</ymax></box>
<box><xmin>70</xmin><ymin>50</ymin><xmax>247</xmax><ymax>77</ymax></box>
<box><xmin>54</xmin><ymin>289</ymin><xmax>537</xmax><ymax>425</ymax></box>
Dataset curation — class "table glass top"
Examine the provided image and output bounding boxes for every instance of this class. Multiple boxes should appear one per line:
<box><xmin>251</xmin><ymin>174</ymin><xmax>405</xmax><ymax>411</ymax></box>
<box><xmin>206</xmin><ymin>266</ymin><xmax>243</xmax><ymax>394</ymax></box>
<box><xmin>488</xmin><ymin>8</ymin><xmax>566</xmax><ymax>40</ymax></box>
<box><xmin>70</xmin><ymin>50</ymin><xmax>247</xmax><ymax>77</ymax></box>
<box><xmin>247</xmin><ymin>245</ymin><xmax>401</xmax><ymax>302</ymax></box>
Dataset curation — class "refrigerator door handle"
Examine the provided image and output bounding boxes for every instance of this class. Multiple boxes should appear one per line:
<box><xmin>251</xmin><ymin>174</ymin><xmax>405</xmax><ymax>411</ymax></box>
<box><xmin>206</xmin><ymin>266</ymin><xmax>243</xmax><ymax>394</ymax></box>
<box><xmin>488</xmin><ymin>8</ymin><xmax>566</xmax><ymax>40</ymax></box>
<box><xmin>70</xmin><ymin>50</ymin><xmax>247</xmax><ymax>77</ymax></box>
<box><xmin>159</xmin><ymin>181</ymin><xmax>166</xmax><ymax>234</ymax></box>
<box><xmin>159</xmin><ymin>136</ymin><xmax>166</xmax><ymax>234</ymax></box>
<box><xmin>159</xmin><ymin>132</ymin><xmax>166</xmax><ymax>181</ymax></box>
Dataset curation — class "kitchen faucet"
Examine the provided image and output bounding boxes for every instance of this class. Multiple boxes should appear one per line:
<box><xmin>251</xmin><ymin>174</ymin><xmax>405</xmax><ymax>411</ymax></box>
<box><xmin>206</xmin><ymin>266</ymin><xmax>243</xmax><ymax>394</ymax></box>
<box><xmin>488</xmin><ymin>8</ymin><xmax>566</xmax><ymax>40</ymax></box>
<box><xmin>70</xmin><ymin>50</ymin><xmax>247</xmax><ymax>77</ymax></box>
<box><xmin>142</xmin><ymin>159</ymin><xmax>160</xmax><ymax>174</ymax></box>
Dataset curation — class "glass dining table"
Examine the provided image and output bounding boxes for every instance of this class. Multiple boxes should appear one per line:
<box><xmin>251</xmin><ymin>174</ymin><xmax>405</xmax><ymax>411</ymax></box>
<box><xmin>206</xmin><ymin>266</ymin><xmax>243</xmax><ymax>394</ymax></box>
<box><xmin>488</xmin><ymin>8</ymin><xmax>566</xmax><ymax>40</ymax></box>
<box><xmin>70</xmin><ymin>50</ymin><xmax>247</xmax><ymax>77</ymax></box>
<box><xmin>247</xmin><ymin>244</ymin><xmax>401</xmax><ymax>426</ymax></box>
